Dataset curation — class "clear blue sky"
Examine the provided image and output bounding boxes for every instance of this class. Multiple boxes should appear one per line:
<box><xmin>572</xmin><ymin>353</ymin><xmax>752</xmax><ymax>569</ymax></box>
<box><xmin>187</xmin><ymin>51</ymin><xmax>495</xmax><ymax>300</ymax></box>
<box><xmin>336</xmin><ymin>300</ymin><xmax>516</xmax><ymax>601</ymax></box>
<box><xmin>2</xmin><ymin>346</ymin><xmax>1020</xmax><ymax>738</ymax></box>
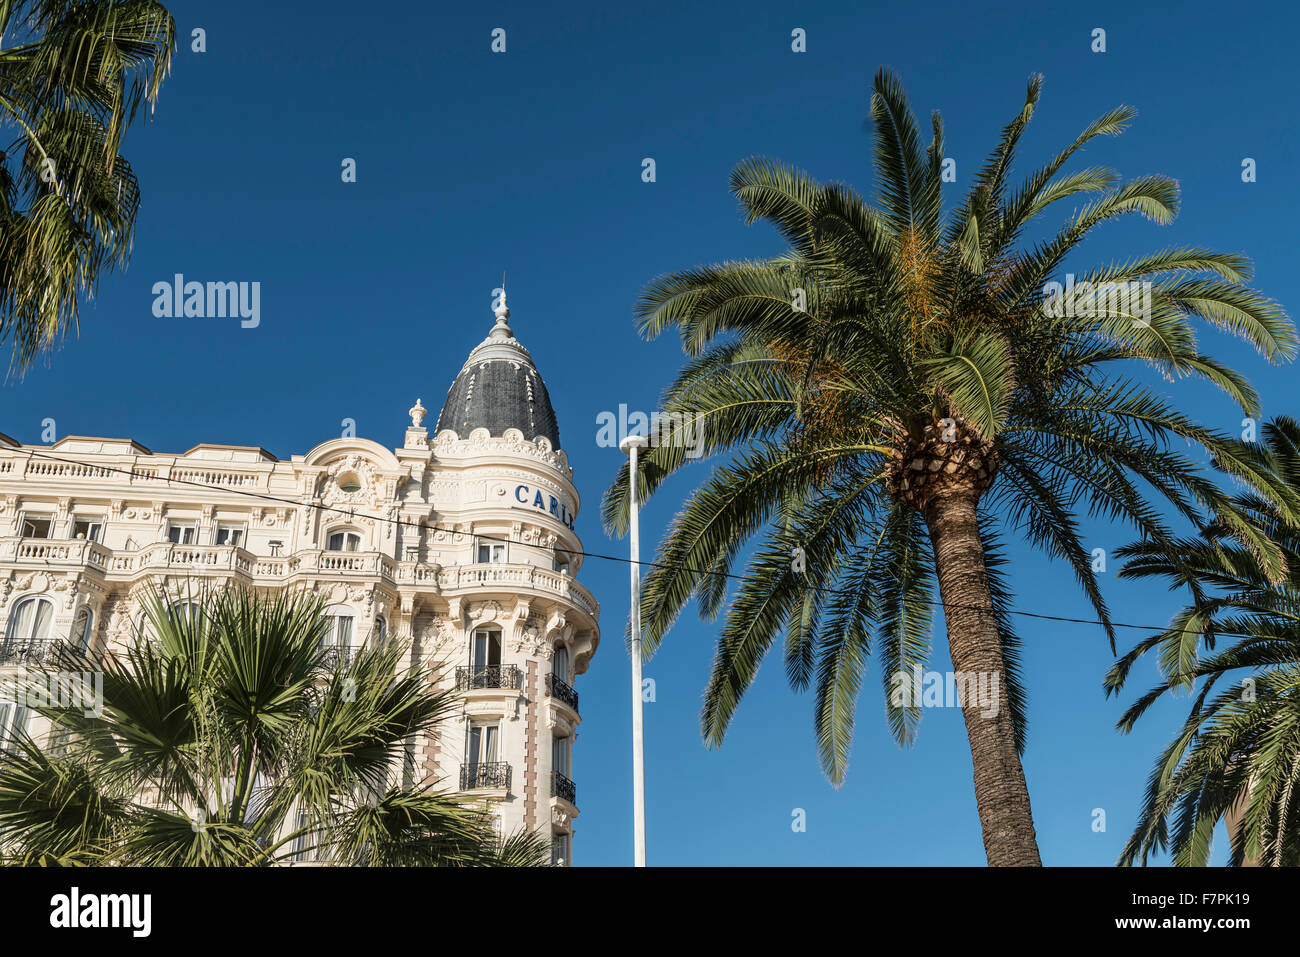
<box><xmin>4</xmin><ymin>0</ymin><xmax>1298</xmax><ymax>865</ymax></box>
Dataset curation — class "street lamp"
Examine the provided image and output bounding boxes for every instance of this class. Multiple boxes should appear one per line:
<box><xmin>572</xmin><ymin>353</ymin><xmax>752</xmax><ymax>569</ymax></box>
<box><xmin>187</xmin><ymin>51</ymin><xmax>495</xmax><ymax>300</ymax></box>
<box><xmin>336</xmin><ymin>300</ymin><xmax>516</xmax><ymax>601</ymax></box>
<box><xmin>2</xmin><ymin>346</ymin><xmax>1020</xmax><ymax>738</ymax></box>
<box><xmin>619</xmin><ymin>432</ymin><xmax>649</xmax><ymax>867</ymax></box>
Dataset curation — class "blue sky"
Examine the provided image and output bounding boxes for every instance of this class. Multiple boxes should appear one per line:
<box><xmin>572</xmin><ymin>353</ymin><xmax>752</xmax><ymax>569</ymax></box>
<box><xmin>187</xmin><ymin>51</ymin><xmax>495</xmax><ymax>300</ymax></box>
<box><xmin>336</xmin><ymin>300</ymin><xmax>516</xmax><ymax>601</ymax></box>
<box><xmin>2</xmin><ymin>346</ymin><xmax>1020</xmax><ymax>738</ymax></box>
<box><xmin>4</xmin><ymin>0</ymin><xmax>1299</xmax><ymax>865</ymax></box>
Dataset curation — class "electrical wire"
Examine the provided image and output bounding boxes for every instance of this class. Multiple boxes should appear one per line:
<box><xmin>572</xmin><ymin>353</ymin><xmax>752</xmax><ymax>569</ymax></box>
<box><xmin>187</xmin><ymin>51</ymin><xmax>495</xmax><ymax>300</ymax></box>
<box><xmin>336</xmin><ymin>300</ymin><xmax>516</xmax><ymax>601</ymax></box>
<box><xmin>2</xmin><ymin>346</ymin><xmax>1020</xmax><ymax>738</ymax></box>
<box><xmin>7</xmin><ymin>446</ymin><xmax>1291</xmax><ymax>641</ymax></box>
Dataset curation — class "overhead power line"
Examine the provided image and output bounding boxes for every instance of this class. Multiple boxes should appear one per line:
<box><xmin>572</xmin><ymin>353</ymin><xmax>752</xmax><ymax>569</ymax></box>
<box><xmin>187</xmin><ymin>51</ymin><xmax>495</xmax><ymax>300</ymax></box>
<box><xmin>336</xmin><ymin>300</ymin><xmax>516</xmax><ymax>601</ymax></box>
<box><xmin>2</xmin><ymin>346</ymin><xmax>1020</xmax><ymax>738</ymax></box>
<box><xmin>6</xmin><ymin>447</ymin><xmax>1288</xmax><ymax>642</ymax></box>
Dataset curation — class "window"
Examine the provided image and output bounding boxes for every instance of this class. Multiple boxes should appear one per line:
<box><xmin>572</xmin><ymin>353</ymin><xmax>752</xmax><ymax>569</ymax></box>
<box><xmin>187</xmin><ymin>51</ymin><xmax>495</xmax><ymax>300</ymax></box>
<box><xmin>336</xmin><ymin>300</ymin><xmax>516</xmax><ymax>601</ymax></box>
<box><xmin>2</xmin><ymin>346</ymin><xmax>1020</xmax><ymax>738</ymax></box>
<box><xmin>471</xmin><ymin>627</ymin><xmax>501</xmax><ymax>676</ymax></box>
<box><xmin>463</xmin><ymin>721</ymin><xmax>507</xmax><ymax>790</ymax></box>
<box><xmin>323</xmin><ymin>607</ymin><xmax>354</xmax><ymax>649</ymax></box>
<box><xmin>291</xmin><ymin>809</ymin><xmax>326</xmax><ymax>863</ymax></box>
<box><xmin>19</xmin><ymin>513</ymin><xmax>53</xmax><ymax>538</ymax></box>
<box><xmin>5</xmin><ymin>597</ymin><xmax>54</xmax><ymax>643</ymax></box>
<box><xmin>214</xmin><ymin>523</ymin><xmax>245</xmax><ymax>547</ymax></box>
<box><xmin>551</xmin><ymin>833</ymin><xmax>570</xmax><ymax>866</ymax></box>
<box><xmin>552</xmin><ymin>735</ymin><xmax>571</xmax><ymax>778</ymax></box>
<box><xmin>554</xmin><ymin>549</ymin><xmax>573</xmax><ymax>575</ymax></box>
<box><xmin>326</xmin><ymin>530</ymin><xmax>361</xmax><ymax>552</ymax></box>
<box><xmin>72</xmin><ymin>608</ymin><xmax>94</xmax><ymax>651</ymax></box>
<box><xmin>244</xmin><ymin>772</ymin><xmax>271</xmax><ymax>823</ymax></box>
<box><xmin>553</xmin><ymin>645</ymin><xmax>570</xmax><ymax>683</ymax></box>
<box><xmin>373</xmin><ymin>616</ymin><xmax>387</xmax><ymax>643</ymax></box>
<box><xmin>476</xmin><ymin>540</ymin><xmax>506</xmax><ymax>563</ymax></box>
<box><xmin>167</xmin><ymin>522</ymin><xmax>197</xmax><ymax>545</ymax></box>
<box><xmin>319</xmin><ymin>608</ymin><xmax>357</xmax><ymax>670</ymax></box>
<box><xmin>138</xmin><ymin>601</ymin><xmax>201</xmax><ymax>643</ymax></box>
<box><xmin>0</xmin><ymin>701</ymin><xmax>29</xmax><ymax>753</ymax></box>
<box><xmin>170</xmin><ymin>601</ymin><xmax>201</xmax><ymax>627</ymax></box>
<box><xmin>72</xmin><ymin>517</ymin><xmax>103</xmax><ymax>542</ymax></box>
<box><xmin>467</xmin><ymin>720</ymin><xmax>500</xmax><ymax>766</ymax></box>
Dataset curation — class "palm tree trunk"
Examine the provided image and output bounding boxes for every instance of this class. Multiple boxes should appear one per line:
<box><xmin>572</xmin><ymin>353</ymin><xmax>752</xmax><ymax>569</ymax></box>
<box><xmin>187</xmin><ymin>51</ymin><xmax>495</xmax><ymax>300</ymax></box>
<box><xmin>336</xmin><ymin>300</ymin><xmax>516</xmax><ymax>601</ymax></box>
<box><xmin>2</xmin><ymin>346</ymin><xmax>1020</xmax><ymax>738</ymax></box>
<box><xmin>1223</xmin><ymin>778</ymin><xmax>1260</xmax><ymax>866</ymax></box>
<box><xmin>923</xmin><ymin>490</ymin><xmax>1042</xmax><ymax>866</ymax></box>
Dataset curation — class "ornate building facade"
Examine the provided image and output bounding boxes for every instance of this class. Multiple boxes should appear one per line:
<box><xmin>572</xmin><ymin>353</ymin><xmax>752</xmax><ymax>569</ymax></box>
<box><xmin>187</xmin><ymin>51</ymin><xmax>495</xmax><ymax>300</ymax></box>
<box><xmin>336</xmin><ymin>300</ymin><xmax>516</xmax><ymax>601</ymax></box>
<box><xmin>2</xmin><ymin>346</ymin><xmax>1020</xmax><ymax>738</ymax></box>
<box><xmin>0</xmin><ymin>295</ymin><xmax>597</xmax><ymax>864</ymax></box>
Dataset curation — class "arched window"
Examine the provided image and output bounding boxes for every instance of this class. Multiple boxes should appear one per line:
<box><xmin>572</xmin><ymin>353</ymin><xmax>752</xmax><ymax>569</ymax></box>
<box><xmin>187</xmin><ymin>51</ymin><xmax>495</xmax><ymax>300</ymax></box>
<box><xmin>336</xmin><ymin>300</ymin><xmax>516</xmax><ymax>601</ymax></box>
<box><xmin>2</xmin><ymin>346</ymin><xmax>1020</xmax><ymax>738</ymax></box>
<box><xmin>72</xmin><ymin>607</ymin><xmax>94</xmax><ymax>651</ymax></box>
<box><xmin>5</xmin><ymin>597</ymin><xmax>54</xmax><ymax>644</ymax></box>
<box><xmin>463</xmin><ymin>627</ymin><xmax>505</xmax><ymax>689</ymax></box>
<box><xmin>170</xmin><ymin>601</ymin><xmax>202</xmax><ymax>629</ymax></box>
<box><xmin>326</xmin><ymin>530</ymin><xmax>362</xmax><ymax>552</ymax></box>
<box><xmin>552</xmin><ymin>644</ymin><xmax>570</xmax><ymax>683</ymax></box>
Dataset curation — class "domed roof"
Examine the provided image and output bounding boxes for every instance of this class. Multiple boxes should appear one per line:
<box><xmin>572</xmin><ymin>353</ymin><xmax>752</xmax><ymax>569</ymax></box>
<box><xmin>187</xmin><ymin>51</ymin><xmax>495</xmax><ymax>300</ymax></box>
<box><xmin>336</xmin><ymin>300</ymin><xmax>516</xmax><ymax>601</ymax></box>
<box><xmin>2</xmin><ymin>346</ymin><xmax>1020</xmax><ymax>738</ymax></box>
<box><xmin>435</xmin><ymin>294</ymin><xmax>562</xmax><ymax>449</ymax></box>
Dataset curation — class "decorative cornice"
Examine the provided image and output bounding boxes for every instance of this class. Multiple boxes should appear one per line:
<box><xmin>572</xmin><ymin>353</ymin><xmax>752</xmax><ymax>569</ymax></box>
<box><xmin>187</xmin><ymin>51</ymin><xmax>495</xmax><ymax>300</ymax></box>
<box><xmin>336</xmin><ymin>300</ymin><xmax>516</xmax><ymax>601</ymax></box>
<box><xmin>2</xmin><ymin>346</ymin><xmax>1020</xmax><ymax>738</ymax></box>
<box><xmin>430</xmin><ymin>429</ymin><xmax>570</xmax><ymax>476</ymax></box>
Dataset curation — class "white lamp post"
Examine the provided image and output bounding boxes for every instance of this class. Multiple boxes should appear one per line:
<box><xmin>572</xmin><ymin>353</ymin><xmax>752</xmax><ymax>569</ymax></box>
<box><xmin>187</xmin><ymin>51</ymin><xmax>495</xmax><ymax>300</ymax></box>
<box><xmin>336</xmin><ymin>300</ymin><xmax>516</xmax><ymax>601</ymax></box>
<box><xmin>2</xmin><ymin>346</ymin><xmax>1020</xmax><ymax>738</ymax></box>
<box><xmin>619</xmin><ymin>433</ymin><xmax>649</xmax><ymax>867</ymax></box>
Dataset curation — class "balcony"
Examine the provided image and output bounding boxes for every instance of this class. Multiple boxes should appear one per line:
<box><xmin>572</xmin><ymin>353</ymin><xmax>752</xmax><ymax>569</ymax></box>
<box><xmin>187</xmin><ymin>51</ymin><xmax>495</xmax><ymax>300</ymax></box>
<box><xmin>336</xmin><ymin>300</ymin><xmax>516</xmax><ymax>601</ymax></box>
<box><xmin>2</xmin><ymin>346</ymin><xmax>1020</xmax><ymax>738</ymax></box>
<box><xmin>1</xmin><ymin>537</ymin><xmax>111</xmax><ymax>570</ymax></box>
<box><xmin>551</xmin><ymin>770</ymin><xmax>576</xmax><ymax>806</ymax></box>
<box><xmin>460</xmin><ymin>761</ymin><xmax>511</xmax><ymax>791</ymax></box>
<box><xmin>434</xmin><ymin>563</ymin><xmax>600</xmax><ymax>620</ymax></box>
<box><xmin>545</xmin><ymin>673</ymin><xmax>579</xmax><ymax>712</ymax></box>
<box><xmin>456</xmin><ymin>665</ymin><xmax>521</xmax><ymax>692</ymax></box>
<box><xmin>0</xmin><ymin>540</ymin><xmax>599</xmax><ymax>620</ymax></box>
<box><xmin>0</xmin><ymin>639</ymin><xmax>66</xmax><ymax>667</ymax></box>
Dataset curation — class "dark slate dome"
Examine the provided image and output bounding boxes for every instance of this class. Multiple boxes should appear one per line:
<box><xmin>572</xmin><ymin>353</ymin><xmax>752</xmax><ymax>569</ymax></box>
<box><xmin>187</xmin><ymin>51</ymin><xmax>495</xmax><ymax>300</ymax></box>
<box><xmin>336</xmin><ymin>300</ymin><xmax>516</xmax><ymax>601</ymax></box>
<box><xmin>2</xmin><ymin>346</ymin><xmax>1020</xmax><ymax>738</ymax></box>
<box><xmin>435</xmin><ymin>294</ymin><xmax>562</xmax><ymax>449</ymax></box>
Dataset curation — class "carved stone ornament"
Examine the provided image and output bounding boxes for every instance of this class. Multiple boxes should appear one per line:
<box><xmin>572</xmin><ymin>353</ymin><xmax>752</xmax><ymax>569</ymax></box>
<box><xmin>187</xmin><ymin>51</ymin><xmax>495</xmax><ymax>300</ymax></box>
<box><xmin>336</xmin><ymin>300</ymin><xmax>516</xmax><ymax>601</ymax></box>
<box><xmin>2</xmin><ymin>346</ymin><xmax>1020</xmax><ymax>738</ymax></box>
<box><xmin>422</xmin><ymin>616</ymin><xmax>461</xmax><ymax>659</ymax></box>
<box><xmin>319</xmin><ymin>454</ymin><xmax>381</xmax><ymax>508</ymax></box>
<box><xmin>469</xmin><ymin>600</ymin><xmax>503</xmax><ymax>623</ymax></box>
<box><xmin>512</xmin><ymin>615</ymin><xmax>552</xmax><ymax>658</ymax></box>
<box><xmin>409</xmin><ymin>398</ymin><xmax>427</xmax><ymax>428</ymax></box>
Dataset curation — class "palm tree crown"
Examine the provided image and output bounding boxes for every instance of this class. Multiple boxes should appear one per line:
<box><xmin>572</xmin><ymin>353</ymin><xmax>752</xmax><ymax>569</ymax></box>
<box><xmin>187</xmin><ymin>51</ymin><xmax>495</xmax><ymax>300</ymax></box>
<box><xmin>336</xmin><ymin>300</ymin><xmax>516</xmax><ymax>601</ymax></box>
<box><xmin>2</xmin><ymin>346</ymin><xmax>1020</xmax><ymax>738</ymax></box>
<box><xmin>1110</xmin><ymin>417</ymin><xmax>1300</xmax><ymax>866</ymax></box>
<box><xmin>0</xmin><ymin>0</ymin><xmax>174</xmax><ymax>374</ymax></box>
<box><xmin>0</xmin><ymin>587</ymin><xmax>549</xmax><ymax>866</ymax></box>
<box><xmin>604</xmin><ymin>68</ymin><xmax>1296</xmax><ymax>865</ymax></box>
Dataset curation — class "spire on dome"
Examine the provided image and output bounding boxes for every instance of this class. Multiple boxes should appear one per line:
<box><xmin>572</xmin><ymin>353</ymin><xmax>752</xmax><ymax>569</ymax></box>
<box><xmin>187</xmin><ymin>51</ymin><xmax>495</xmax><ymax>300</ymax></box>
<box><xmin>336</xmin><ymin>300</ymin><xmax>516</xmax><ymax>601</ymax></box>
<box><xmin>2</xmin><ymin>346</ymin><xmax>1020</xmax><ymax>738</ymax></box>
<box><xmin>489</xmin><ymin>284</ymin><xmax>512</xmax><ymax>340</ymax></box>
<box><xmin>495</xmin><ymin>278</ymin><xmax>509</xmax><ymax>320</ymax></box>
<box><xmin>433</xmin><ymin>284</ymin><xmax>562</xmax><ymax>449</ymax></box>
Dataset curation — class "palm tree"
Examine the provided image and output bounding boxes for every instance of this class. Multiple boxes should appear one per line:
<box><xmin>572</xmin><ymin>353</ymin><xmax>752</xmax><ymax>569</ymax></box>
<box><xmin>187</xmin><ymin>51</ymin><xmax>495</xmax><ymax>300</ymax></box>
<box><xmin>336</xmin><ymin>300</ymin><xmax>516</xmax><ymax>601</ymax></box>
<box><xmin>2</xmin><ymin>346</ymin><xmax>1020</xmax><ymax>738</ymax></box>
<box><xmin>0</xmin><ymin>0</ymin><xmax>174</xmax><ymax>375</ymax></box>
<box><xmin>1109</xmin><ymin>417</ymin><xmax>1300</xmax><ymax>866</ymax></box>
<box><xmin>603</xmin><ymin>68</ymin><xmax>1297</xmax><ymax>865</ymax></box>
<box><xmin>0</xmin><ymin>586</ymin><xmax>551</xmax><ymax>866</ymax></box>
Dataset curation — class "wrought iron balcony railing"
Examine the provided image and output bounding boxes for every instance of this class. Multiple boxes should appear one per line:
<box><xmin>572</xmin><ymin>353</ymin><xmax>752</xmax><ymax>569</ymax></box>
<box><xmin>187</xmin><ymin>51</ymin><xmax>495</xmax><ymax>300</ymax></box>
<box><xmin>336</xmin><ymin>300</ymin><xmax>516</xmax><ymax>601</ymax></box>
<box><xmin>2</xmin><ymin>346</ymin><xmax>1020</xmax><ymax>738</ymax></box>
<box><xmin>316</xmin><ymin>644</ymin><xmax>363</xmax><ymax>670</ymax></box>
<box><xmin>456</xmin><ymin>665</ymin><xmax>521</xmax><ymax>691</ymax></box>
<box><xmin>461</xmin><ymin>761</ymin><xmax>511</xmax><ymax>791</ymax></box>
<box><xmin>545</xmin><ymin>673</ymin><xmax>578</xmax><ymax>711</ymax></box>
<box><xmin>551</xmin><ymin>770</ymin><xmax>576</xmax><ymax>805</ymax></box>
<box><xmin>0</xmin><ymin>639</ymin><xmax>66</xmax><ymax>667</ymax></box>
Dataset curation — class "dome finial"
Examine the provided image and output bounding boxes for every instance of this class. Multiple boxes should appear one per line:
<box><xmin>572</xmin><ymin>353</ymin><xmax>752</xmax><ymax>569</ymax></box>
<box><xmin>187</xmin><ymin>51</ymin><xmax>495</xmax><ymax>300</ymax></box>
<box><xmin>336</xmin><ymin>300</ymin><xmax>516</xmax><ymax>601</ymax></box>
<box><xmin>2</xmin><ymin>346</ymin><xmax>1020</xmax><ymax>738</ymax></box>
<box><xmin>408</xmin><ymin>397</ymin><xmax>427</xmax><ymax>428</ymax></box>
<box><xmin>490</xmin><ymin>276</ymin><xmax>512</xmax><ymax>339</ymax></box>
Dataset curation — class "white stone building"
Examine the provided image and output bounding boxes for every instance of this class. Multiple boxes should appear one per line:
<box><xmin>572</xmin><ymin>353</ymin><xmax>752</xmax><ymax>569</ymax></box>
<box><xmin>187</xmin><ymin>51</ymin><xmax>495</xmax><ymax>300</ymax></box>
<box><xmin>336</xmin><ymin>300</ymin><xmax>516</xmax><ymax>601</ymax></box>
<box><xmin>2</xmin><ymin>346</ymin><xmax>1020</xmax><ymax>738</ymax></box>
<box><xmin>0</xmin><ymin>295</ymin><xmax>598</xmax><ymax>864</ymax></box>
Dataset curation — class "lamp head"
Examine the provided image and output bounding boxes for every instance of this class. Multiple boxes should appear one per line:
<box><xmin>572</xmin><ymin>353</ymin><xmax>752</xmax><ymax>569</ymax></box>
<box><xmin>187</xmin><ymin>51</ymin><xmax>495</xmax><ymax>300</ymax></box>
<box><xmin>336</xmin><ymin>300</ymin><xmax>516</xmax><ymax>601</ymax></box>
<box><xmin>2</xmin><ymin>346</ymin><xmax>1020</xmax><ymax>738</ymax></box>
<box><xmin>619</xmin><ymin>434</ymin><xmax>649</xmax><ymax>454</ymax></box>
